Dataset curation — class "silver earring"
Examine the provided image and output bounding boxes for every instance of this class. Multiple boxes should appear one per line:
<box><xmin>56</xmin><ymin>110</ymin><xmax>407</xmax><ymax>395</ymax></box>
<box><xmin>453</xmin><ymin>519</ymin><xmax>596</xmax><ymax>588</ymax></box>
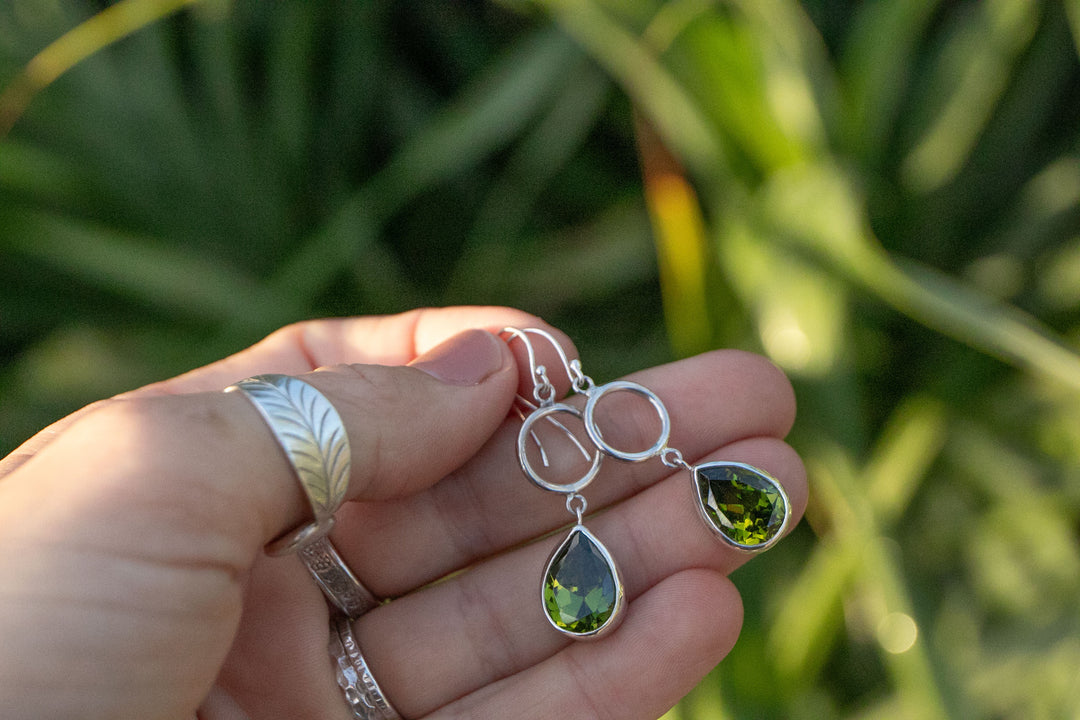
<box><xmin>503</xmin><ymin>328</ymin><xmax>625</xmax><ymax>641</ymax></box>
<box><xmin>503</xmin><ymin>328</ymin><xmax>791</xmax><ymax>641</ymax></box>
<box><xmin>568</xmin><ymin>352</ymin><xmax>791</xmax><ymax>554</ymax></box>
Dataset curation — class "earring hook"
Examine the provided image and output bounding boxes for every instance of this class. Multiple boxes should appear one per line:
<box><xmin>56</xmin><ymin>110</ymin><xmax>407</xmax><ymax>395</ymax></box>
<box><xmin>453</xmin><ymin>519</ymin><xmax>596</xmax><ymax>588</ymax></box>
<box><xmin>501</xmin><ymin>327</ymin><xmax>553</xmax><ymax>405</ymax></box>
<box><xmin>501</xmin><ymin>327</ymin><xmax>592</xmax><ymax>396</ymax></box>
<box><xmin>501</xmin><ymin>327</ymin><xmax>593</xmax><ymax>466</ymax></box>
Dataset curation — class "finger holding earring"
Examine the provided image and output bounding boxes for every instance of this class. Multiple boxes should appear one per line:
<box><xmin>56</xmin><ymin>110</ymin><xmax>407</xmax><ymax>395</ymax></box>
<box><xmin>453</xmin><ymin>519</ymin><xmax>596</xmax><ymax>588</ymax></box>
<box><xmin>502</xmin><ymin>327</ymin><xmax>794</xmax><ymax>643</ymax></box>
<box><xmin>295</xmin><ymin>327</ymin><xmax>802</xmax><ymax>720</ymax></box>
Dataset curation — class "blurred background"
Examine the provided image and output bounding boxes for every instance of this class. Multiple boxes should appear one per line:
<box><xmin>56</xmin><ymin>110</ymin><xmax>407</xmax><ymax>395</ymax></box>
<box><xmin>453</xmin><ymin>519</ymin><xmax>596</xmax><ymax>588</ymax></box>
<box><xmin>2</xmin><ymin>1</ymin><xmax>1080</xmax><ymax>718</ymax></box>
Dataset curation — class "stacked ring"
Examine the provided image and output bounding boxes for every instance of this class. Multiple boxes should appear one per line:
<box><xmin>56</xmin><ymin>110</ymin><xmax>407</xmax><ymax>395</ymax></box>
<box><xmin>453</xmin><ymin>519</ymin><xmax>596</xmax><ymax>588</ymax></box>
<box><xmin>330</xmin><ymin>613</ymin><xmax>402</xmax><ymax>720</ymax></box>
<box><xmin>227</xmin><ymin>374</ymin><xmax>381</xmax><ymax>612</ymax></box>
<box><xmin>299</xmin><ymin>536</ymin><xmax>381</xmax><ymax>618</ymax></box>
<box><xmin>229</xmin><ymin>373</ymin><xmax>396</xmax><ymax>717</ymax></box>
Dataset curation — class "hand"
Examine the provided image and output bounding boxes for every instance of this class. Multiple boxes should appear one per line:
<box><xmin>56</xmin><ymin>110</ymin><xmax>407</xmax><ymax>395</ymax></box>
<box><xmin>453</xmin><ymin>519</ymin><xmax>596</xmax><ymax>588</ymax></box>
<box><xmin>0</xmin><ymin>306</ymin><xmax>805</xmax><ymax>720</ymax></box>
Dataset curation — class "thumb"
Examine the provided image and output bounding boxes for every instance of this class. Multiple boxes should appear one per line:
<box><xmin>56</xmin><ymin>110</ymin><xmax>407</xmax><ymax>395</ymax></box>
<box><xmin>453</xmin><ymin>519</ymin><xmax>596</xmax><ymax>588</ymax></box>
<box><xmin>300</xmin><ymin>327</ymin><xmax>518</xmax><ymax>501</ymax></box>
<box><xmin>232</xmin><ymin>328</ymin><xmax>519</xmax><ymax>548</ymax></box>
<box><xmin>4</xmin><ymin>329</ymin><xmax>519</xmax><ymax>560</ymax></box>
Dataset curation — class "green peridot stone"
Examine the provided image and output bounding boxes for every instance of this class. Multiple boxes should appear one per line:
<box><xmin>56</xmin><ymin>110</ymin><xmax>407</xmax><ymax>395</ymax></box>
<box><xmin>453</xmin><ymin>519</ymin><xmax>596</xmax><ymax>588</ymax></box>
<box><xmin>543</xmin><ymin>527</ymin><xmax>617</xmax><ymax>635</ymax></box>
<box><xmin>695</xmin><ymin>463</ymin><xmax>786</xmax><ymax>548</ymax></box>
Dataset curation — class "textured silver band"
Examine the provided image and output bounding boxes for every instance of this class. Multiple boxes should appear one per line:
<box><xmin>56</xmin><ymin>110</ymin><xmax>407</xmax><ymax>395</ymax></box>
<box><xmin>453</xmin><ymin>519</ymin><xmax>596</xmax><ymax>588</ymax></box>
<box><xmin>226</xmin><ymin>374</ymin><xmax>351</xmax><ymax>555</ymax></box>
<box><xmin>299</xmin><ymin>536</ymin><xmax>380</xmax><ymax>618</ymax></box>
<box><xmin>330</xmin><ymin>613</ymin><xmax>403</xmax><ymax>720</ymax></box>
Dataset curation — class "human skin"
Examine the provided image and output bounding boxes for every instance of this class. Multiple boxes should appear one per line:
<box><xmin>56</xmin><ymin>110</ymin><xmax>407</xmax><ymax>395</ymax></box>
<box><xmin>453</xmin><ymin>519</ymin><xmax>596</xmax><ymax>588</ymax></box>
<box><xmin>0</xmin><ymin>306</ymin><xmax>806</xmax><ymax>720</ymax></box>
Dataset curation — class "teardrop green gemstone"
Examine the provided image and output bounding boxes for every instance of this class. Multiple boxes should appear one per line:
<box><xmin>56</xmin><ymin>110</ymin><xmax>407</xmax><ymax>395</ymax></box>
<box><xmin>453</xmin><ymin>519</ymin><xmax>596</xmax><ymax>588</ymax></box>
<box><xmin>695</xmin><ymin>463</ymin><xmax>787</xmax><ymax>548</ymax></box>
<box><xmin>543</xmin><ymin>527</ymin><xmax>618</xmax><ymax>635</ymax></box>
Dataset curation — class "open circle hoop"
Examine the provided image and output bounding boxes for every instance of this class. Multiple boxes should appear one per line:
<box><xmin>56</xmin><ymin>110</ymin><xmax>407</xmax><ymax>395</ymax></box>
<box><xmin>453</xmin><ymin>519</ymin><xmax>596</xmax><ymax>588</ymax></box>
<box><xmin>517</xmin><ymin>404</ymin><xmax>602</xmax><ymax>494</ymax></box>
<box><xmin>583</xmin><ymin>380</ymin><xmax>671</xmax><ymax>463</ymax></box>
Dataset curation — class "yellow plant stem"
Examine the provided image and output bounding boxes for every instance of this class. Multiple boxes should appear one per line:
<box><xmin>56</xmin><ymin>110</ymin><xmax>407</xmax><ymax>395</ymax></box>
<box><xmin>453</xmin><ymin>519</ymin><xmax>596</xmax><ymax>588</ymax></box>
<box><xmin>533</xmin><ymin>0</ymin><xmax>729</xmax><ymax>193</ymax></box>
<box><xmin>0</xmin><ymin>0</ymin><xmax>204</xmax><ymax>137</ymax></box>
<box><xmin>637</xmin><ymin>116</ymin><xmax>713</xmax><ymax>358</ymax></box>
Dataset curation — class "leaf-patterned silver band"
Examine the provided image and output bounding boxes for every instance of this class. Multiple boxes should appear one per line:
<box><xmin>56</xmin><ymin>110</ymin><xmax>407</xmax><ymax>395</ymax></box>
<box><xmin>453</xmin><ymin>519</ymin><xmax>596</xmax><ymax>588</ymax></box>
<box><xmin>226</xmin><ymin>374</ymin><xmax>351</xmax><ymax>555</ymax></box>
<box><xmin>299</xmin><ymin>536</ymin><xmax>380</xmax><ymax>618</ymax></box>
<box><xmin>331</xmin><ymin>613</ymin><xmax>403</xmax><ymax>720</ymax></box>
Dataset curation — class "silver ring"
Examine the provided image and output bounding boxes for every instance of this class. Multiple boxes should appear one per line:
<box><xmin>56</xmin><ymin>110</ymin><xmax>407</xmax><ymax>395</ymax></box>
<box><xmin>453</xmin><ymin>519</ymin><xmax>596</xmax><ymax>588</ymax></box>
<box><xmin>330</xmin><ymin>613</ymin><xmax>403</xmax><ymax>720</ymax></box>
<box><xmin>299</xmin><ymin>536</ymin><xmax>380</xmax><ymax>618</ymax></box>
<box><xmin>226</xmin><ymin>374</ymin><xmax>351</xmax><ymax>555</ymax></box>
<box><xmin>583</xmin><ymin>380</ymin><xmax>671</xmax><ymax>463</ymax></box>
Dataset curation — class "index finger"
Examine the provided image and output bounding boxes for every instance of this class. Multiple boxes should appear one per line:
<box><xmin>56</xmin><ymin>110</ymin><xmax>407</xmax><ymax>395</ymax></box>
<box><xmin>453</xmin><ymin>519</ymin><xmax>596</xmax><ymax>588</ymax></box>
<box><xmin>132</xmin><ymin>306</ymin><xmax>567</xmax><ymax>396</ymax></box>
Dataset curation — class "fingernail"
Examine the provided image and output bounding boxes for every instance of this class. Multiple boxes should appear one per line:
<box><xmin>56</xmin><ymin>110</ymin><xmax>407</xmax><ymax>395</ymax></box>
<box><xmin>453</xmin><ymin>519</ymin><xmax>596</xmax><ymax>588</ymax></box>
<box><xmin>410</xmin><ymin>329</ymin><xmax>507</xmax><ymax>386</ymax></box>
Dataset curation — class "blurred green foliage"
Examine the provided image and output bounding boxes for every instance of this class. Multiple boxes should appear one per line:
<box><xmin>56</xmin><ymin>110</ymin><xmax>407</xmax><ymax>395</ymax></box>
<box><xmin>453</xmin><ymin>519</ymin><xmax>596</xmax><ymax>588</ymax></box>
<box><xmin>2</xmin><ymin>1</ymin><xmax>1080</xmax><ymax>718</ymax></box>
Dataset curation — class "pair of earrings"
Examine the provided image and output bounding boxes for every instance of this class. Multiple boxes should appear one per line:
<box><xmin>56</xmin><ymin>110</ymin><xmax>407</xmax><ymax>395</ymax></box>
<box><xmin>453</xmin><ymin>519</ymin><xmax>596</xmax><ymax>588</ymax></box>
<box><xmin>502</xmin><ymin>328</ymin><xmax>790</xmax><ymax>641</ymax></box>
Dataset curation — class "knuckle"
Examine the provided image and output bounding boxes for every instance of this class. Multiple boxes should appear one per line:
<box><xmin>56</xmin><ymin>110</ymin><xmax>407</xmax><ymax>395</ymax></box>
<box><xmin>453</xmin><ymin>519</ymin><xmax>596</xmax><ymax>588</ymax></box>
<box><xmin>321</xmin><ymin>362</ymin><xmax>409</xmax><ymax>410</ymax></box>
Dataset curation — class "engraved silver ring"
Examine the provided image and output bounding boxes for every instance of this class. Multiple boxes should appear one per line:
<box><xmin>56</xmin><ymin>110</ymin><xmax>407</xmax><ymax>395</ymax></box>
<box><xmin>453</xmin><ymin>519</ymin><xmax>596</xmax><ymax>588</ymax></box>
<box><xmin>299</xmin><ymin>536</ymin><xmax>380</xmax><ymax>618</ymax></box>
<box><xmin>226</xmin><ymin>374</ymin><xmax>351</xmax><ymax>556</ymax></box>
<box><xmin>331</xmin><ymin>612</ymin><xmax>403</xmax><ymax>720</ymax></box>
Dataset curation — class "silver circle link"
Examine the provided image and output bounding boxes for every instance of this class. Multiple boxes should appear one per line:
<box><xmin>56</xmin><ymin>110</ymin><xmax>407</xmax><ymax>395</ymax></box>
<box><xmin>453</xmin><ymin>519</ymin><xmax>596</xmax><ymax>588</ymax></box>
<box><xmin>566</xmin><ymin>493</ymin><xmax>588</xmax><ymax>523</ymax></box>
<box><xmin>533</xmin><ymin>377</ymin><xmax>556</xmax><ymax>405</ymax></box>
<box><xmin>569</xmin><ymin>359</ymin><xmax>594</xmax><ymax>394</ymax></box>
<box><xmin>583</xmin><ymin>380</ymin><xmax>671</xmax><ymax>463</ymax></box>
<box><xmin>660</xmin><ymin>447</ymin><xmax>690</xmax><ymax>471</ymax></box>
<box><xmin>517</xmin><ymin>404</ymin><xmax>602</xmax><ymax>494</ymax></box>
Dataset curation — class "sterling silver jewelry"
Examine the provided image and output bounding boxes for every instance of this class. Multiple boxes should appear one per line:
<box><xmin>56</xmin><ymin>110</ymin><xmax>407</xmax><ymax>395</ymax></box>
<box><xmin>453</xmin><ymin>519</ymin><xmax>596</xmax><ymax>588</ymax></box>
<box><xmin>503</xmin><ymin>328</ymin><xmax>625</xmax><ymax>641</ymax></box>
<box><xmin>330</xmin><ymin>612</ymin><xmax>402</xmax><ymax>720</ymax></box>
<box><xmin>503</xmin><ymin>327</ymin><xmax>792</xmax><ymax>640</ymax></box>
<box><xmin>226</xmin><ymin>374</ymin><xmax>351</xmax><ymax>555</ymax></box>
<box><xmin>299</xmin><ymin>536</ymin><xmax>380</xmax><ymax>618</ymax></box>
<box><xmin>565</xmin><ymin>358</ymin><xmax>790</xmax><ymax>553</ymax></box>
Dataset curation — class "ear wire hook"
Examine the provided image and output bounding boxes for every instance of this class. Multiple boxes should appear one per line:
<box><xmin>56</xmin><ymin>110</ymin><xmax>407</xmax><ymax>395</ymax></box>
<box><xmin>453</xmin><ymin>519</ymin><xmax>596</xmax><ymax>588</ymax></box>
<box><xmin>501</xmin><ymin>327</ymin><xmax>592</xmax><ymax>466</ymax></box>
<box><xmin>513</xmin><ymin>327</ymin><xmax>593</xmax><ymax>394</ymax></box>
<box><xmin>501</xmin><ymin>327</ymin><xmax>552</xmax><ymax>405</ymax></box>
